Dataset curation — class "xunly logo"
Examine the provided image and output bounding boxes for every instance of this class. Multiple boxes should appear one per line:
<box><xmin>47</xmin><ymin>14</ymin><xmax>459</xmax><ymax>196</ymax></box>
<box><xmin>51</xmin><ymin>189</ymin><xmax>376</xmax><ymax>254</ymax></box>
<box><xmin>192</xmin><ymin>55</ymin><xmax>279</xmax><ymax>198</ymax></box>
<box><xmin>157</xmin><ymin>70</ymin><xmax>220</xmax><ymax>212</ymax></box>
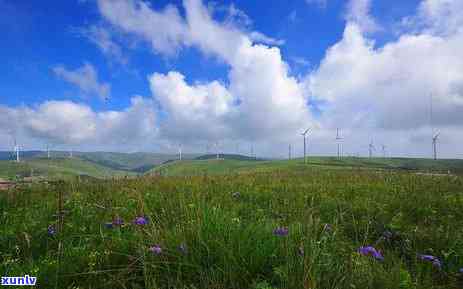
<box><xmin>1</xmin><ymin>275</ymin><xmax>37</xmax><ymax>286</ymax></box>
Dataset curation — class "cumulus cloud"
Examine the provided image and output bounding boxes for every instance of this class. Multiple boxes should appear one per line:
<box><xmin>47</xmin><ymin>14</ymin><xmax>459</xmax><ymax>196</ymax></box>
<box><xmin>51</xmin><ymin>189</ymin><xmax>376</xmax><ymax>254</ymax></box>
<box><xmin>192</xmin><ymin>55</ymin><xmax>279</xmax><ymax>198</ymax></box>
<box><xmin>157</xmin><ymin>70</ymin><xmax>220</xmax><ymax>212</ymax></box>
<box><xmin>97</xmin><ymin>0</ymin><xmax>189</xmax><ymax>56</ymax></box>
<box><xmin>53</xmin><ymin>63</ymin><xmax>111</xmax><ymax>101</ymax></box>
<box><xmin>97</xmin><ymin>0</ymin><xmax>313</xmax><ymax>144</ymax></box>
<box><xmin>149</xmin><ymin>71</ymin><xmax>234</xmax><ymax>141</ymax></box>
<box><xmin>0</xmin><ymin>97</ymin><xmax>157</xmax><ymax>149</ymax></box>
<box><xmin>345</xmin><ymin>0</ymin><xmax>380</xmax><ymax>33</ymax></box>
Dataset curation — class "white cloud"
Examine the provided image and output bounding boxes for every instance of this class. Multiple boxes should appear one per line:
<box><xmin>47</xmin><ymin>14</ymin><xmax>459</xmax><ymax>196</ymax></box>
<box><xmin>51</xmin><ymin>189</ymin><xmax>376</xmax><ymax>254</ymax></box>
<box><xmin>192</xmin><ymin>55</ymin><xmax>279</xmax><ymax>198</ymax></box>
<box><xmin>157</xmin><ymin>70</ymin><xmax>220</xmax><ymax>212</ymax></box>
<box><xmin>53</xmin><ymin>63</ymin><xmax>111</xmax><ymax>101</ymax></box>
<box><xmin>79</xmin><ymin>25</ymin><xmax>127</xmax><ymax>64</ymax></box>
<box><xmin>98</xmin><ymin>0</ymin><xmax>313</xmax><ymax>143</ymax></box>
<box><xmin>149</xmin><ymin>71</ymin><xmax>234</xmax><ymax>141</ymax></box>
<box><xmin>345</xmin><ymin>0</ymin><xmax>380</xmax><ymax>33</ymax></box>
<box><xmin>248</xmin><ymin>31</ymin><xmax>285</xmax><ymax>46</ymax></box>
<box><xmin>404</xmin><ymin>0</ymin><xmax>463</xmax><ymax>36</ymax></box>
<box><xmin>97</xmin><ymin>0</ymin><xmax>189</xmax><ymax>56</ymax></box>
<box><xmin>0</xmin><ymin>97</ymin><xmax>157</xmax><ymax>149</ymax></box>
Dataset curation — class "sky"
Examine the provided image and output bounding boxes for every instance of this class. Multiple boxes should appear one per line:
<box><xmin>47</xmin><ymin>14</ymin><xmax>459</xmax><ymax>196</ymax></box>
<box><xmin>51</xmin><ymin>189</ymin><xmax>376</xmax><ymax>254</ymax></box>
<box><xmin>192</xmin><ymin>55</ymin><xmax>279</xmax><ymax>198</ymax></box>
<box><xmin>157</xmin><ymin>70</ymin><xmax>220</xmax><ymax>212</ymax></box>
<box><xmin>1</xmin><ymin>0</ymin><xmax>462</xmax><ymax>159</ymax></box>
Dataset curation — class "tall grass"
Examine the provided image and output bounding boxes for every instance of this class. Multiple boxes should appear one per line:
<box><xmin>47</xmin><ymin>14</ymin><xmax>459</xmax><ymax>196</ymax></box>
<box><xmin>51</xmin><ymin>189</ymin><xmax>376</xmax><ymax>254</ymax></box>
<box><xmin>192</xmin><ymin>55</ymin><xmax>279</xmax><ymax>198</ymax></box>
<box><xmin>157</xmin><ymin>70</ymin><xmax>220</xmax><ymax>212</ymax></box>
<box><xmin>1</xmin><ymin>168</ymin><xmax>462</xmax><ymax>288</ymax></box>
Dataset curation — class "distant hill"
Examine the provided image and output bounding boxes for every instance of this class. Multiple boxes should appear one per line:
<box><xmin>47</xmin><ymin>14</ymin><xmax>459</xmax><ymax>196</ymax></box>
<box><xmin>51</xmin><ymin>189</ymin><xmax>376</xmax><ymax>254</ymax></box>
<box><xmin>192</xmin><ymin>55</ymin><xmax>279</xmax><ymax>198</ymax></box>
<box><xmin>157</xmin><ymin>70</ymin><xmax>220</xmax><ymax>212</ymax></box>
<box><xmin>0</xmin><ymin>151</ymin><xmax>201</xmax><ymax>175</ymax></box>
<box><xmin>195</xmin><ymin>154</ymin><xmax>265</xmax><ymax>161</ymax></box>
<box><xmin>147</xmin><ymin>156</ymin><xmax>463</xmax><ymax>177</ymax></box>
<box><xmin>0</xmin><ymin>157</ymin><xmax>134</xmax><ymax>180</ymax></box>
<box><xmin>76</xmin><ymin>152</ymin><xmax>200</xmax><ymax>172</ymax></box>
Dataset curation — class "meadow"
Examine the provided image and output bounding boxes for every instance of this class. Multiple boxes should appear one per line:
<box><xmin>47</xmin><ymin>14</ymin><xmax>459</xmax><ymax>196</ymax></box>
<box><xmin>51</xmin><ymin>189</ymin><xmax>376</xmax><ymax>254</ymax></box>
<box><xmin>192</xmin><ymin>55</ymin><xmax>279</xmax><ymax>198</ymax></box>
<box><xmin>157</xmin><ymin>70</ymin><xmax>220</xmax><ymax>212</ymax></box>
<box><xmin>1</xmin><ymin>161</ymin><xmax>463</xmax><ymax>288</ymax></box>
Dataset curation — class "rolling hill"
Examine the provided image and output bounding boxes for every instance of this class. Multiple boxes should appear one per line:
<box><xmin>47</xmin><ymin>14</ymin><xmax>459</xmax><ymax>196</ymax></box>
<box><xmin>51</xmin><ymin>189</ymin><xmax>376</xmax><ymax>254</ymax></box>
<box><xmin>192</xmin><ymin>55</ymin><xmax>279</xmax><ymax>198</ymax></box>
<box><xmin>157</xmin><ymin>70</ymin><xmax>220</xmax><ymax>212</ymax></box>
<box><xmin>0</xmin><ymin>151</ymin><xmax>203</xmax><ymax>180</ymax></box>
<box><xmin>147</xmin><ymin>156</ymin><xmax>463</xmax><ymax>176</ymax></box>
<box><xmin>0</xmin><ymin>157</ymin><xmax>135</xmax><ymax>180</ymax></box>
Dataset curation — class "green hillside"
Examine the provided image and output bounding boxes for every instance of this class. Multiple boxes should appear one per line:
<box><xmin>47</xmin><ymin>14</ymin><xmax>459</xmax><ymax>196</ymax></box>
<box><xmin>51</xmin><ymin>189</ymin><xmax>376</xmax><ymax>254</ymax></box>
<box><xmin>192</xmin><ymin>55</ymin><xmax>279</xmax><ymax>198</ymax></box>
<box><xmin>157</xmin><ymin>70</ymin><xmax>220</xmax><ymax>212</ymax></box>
<box><xmin>148</xmin><ymin>156</ymin><xmax>463</xmax><ymax>176</ymax></box>
<box><xmin>0</xmin><ymin>157</ymin><xmax>134</xmax><ymax>180</ymax></box>
<box><xmin>77</xmin><ymin>152</ymin><xmax>200</xmax><ymax>172</ymax></box>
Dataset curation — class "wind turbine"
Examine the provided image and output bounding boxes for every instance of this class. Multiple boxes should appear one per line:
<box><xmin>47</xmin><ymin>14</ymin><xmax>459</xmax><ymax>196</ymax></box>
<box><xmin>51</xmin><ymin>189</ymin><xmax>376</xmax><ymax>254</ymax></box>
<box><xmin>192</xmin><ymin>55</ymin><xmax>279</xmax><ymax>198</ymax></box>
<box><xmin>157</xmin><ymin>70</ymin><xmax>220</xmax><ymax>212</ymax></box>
<box><xmin>13</xmin><ymin>137</ymin><xmax>20</xmax><ymax>163</ymax></box>
<box><xmin>432</xmin><ymin>132</ymin><xmax>440</xmax><ymax>160</ymax></box>
<box><xmin>368</xmin><ymin>141</ymin><xmax>375</xmax><ymax>158</ymax></box>
<box><xmin>335</xmin><ymin>128</ymin><xmax>343</xmax><ymax>160</ymax></box>
<box><xmin>430</xmin><ymin>93</ymin><xmax>441</xmax><ymax>161</ymax></box>
<box><xmin>46</xmin><ymin>144</ymin><xmax>51</xmax><ymax>159</ymax></box>
<box><xmin>178</xmin><ymin>144</ymin><xmax>182</xmax><ymax>161</ymax></box>
<box><xmin>288</xmin><ymin>144</ymin><xmax>292</xmax><ymax>160</ymax></box>
<box><xmin>301</xmin><ymin>128</ymin><xmax>311</xmax><ymax>164</ymax></box>
<box><xmin>381</xmin><ymin>145</ymin><xmax>387</xmax><ymax>158</ymax></box>
<box><xmin>216</xmin><ymin>141</ymin><xmax>220</xmax><ymax>160</ymax></box>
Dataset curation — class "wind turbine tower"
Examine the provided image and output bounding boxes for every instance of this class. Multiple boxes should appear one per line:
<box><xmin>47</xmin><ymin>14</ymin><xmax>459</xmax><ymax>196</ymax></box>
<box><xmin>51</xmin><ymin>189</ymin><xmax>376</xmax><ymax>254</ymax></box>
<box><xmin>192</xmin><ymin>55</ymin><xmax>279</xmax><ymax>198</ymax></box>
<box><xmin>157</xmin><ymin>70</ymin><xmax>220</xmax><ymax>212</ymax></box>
<box><xmin>381</xmin><ymin>145</ymin><xmax>386</xmax><ymax>158</ymax></box>
<box><xmin>46</xmin><ymin>144</ymin><xmax>51</xmax><ymax>159</ymax></box>
<box><xmin>14</xmin><ymin>138</ymin><xmax>20</xmax><ymax>163</ymax></box>
<box><xmin>432</xmin><ymin>132</ymin><xmax>440</xmax><ymax>160</ymax></box>
<box><xmin>335</xmin><ymin>128</ymin><xmax>343</xmax><ymax>160</ymax></box>
<box><xmin>430</xmin><ymin>93</ymin><xmax>440</xmax><ymax>161</ymax></box>
<box><xmin>216</xmin><ymin>141</ymin><xmax>220</xmax><ymax>160</ymax></box>
<box><xmin>288</xmin><ymin>144</ymin><xmax>292</xmax><ymax>160</ymax></box>
<box><xmin>178</xmin><ymin>144</ymin><xmax>182</xmax><ymax>161</ymax></box>
<box><xmin>368</xmin><ymin>141</ymin><xmax>375</xmax><ymax>158</ymax></box>
<box><xmin>301</xmin><ymin>128</ymin><xmax>310</xmax><ymax>164</ymax></box>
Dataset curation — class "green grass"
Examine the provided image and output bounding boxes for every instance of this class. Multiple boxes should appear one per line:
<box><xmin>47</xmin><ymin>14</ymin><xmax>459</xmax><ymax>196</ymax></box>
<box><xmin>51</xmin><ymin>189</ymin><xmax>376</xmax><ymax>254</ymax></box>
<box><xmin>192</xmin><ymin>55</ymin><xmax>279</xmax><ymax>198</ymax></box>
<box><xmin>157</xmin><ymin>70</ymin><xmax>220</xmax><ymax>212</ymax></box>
<box><xmin>148</xmin><ymin>157</ymin><xmax>463</xmax><ymax>177</ymax></box>
<box><xmin>0</xmin><ymin>157</ymin><xmax>134</xmax><ymax>180</ymax></box>
<box><xmin>2</xmin><ymin>164</ymin><xmax>463</xmax><ymax>288</ymax></box>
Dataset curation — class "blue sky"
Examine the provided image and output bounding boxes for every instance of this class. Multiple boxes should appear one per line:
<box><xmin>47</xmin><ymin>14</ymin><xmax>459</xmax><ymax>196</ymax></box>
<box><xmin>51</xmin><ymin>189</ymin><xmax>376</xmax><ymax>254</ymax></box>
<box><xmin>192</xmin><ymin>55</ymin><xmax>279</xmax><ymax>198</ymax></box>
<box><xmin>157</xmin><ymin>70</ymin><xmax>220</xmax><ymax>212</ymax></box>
<box><xmin>1</xmin><ymin>0</ymin><xmax>462</xmax><ymax>158</ymax></box>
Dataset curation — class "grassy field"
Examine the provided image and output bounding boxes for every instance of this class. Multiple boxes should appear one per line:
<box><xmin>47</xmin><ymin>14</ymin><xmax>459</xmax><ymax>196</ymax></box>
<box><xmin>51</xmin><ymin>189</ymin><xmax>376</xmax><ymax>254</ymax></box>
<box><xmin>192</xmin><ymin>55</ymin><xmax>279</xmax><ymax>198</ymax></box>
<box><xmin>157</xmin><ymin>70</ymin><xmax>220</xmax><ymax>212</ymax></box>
<box><xmin>0</xmin><ymin>157</ymin><xmax>134</xmax><ymax>180</ymax></box>
<box><xmin>2</xmin><ymin>162</ymin><xmax>463</xmax><ymax>288</ymax></box>
<box><xmin>148</xmin><ymin>157</ymin><xmax>463</xmax><ymax>177</ymax></box>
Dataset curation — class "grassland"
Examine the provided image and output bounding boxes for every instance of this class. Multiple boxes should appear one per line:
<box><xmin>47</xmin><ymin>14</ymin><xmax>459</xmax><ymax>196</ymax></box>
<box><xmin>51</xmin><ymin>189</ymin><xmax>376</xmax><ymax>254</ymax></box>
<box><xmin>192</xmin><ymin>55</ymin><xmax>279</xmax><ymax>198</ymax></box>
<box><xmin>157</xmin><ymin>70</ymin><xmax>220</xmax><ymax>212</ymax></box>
<box><xmin>2</xmin><ymin>161</ymin><xmax>463</xmax><ymax>288</ymax></box>
<box><xmin>148</xmin><ymin>157</ymin><xmax>463</xmax><ymax>177</ymax></box>
<box><xmin>0</xmin><ymin>157</ymin><xmax>134</xmax><ymax>180</ymax></box>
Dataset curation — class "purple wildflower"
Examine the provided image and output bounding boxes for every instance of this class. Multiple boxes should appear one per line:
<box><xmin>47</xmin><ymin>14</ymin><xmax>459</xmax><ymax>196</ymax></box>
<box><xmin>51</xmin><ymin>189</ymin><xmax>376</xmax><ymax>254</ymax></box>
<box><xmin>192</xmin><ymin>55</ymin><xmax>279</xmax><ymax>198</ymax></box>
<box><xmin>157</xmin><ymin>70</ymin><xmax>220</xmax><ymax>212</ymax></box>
<box><xmin>273</xmin><ymin>227</ymin><xmax>289</xmax><ymax>237</ymax></box>
<box><xmin>418</xmin><ymin>254</ymin><xmax>442</xmax><ymax>269</ymax></box>
<box><xmin>178</xmin><ymin>244</ymin><xmax>188</xmax><ymax>255</ymax></box>
<box><xmin>419</xmin><ymin>254</ymin><xmax>436</xmax><ymax>262</ymax></box>
<box><xmin>358</xmin><ymin>246</ymin><xmax>384</xmax><ymax>261</ymax></box>
<box><xmin>149</xmin><ymin>244</ymin><xmax>162</xmax><ymax>255</ymax></box>
<box><xmin>47</xmin><ymin>225</ymin><xmax>56</xmax><ymax>236</ymax></box>
<box><xmin>133</xmin><ymin>216</ymin><xmax>149</xmax><ymax>226</ymax></box>
<box><xmin>112</xmin><ymin>217</ymin><xmax>124</xmax><ymax>226</ymax></box>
